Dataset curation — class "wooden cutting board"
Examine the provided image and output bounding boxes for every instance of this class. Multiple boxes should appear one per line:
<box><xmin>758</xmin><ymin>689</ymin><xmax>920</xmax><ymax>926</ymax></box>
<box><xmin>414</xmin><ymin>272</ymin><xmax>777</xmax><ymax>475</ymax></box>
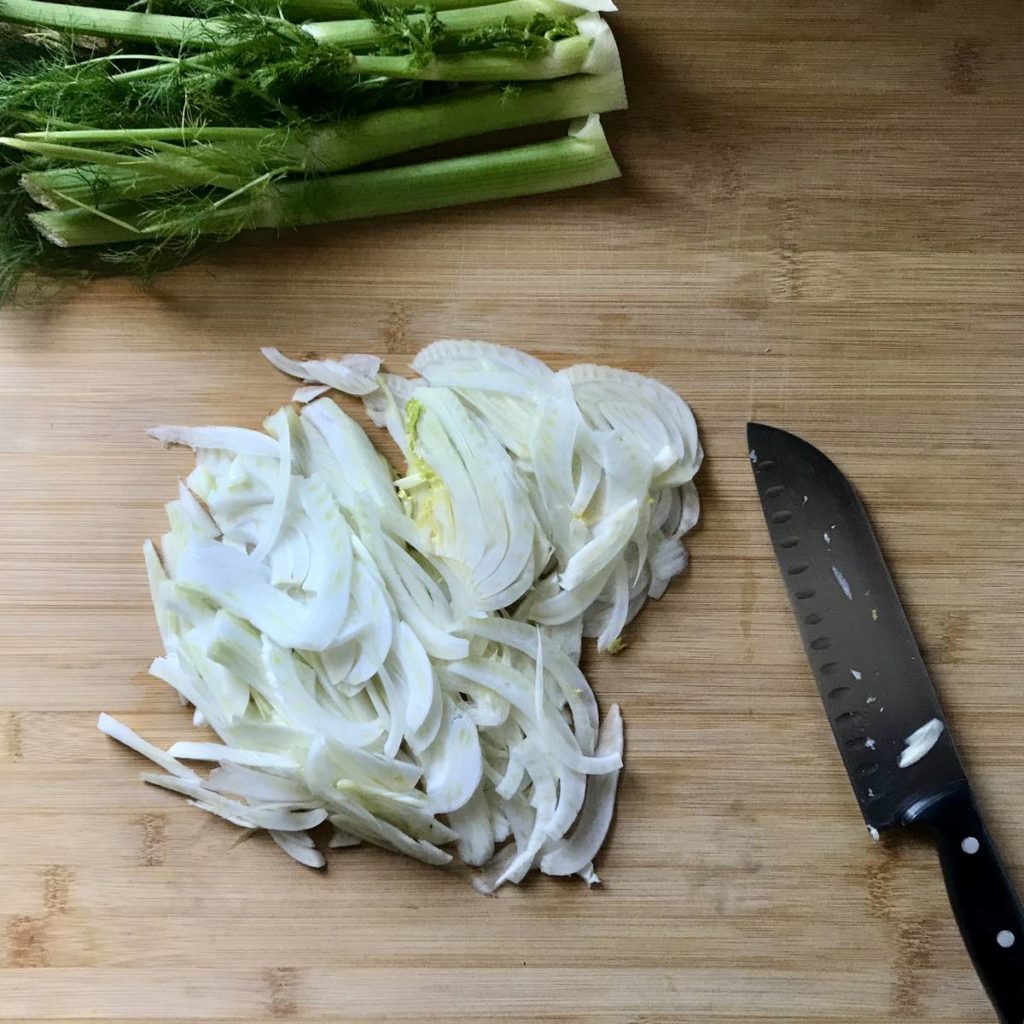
<box><xmin>2</xmin><ymin>1</ymin><xmax>1023</xmax><ymax>1021</ymax></box>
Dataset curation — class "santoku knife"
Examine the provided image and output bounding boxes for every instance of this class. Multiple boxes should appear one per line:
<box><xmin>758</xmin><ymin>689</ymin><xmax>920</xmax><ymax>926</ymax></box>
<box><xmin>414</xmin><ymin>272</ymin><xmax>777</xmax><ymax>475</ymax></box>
<box><xmin>747</xmin><ymin>422</ymin><xmax>1024</xmax><ymax>1022</ymax></box>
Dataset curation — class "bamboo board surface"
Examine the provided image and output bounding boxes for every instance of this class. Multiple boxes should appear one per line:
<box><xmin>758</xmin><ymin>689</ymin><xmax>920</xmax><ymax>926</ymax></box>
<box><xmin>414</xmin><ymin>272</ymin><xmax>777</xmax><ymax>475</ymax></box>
<box><xmin>2</xmin><ymin>1</ymin><xmax>1024</xmax><ymax>1021</ymax></box>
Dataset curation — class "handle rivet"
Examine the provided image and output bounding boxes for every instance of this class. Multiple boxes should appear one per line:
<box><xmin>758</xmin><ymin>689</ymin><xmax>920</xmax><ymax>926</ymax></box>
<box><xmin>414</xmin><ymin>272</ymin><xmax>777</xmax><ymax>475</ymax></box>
<box><xmin>961</xmin><ymin>837</ymin><xmax>980</xmax><ymax>855</ymax></box>
<box><xmin>996</xmin><ymin>930</ymin><xmax>1016</xmax><ymax>949</ymax></box>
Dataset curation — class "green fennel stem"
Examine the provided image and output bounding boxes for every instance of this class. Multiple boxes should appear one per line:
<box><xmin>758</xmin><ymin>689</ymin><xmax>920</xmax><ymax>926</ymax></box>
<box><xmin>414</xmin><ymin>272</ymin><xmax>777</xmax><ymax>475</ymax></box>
<box><xmin>20</xmin><ymin>153</ymin><xmax>251</xmax><ymax>210</ymax></box>
<box><xmin>0</xmin><ymin>0</ymin><xmax>586</xmax><ymax>50</ymax></box>
<box><xmin>305</xmin><ymin>0</ymin><xmax>588</xmax><ymax>48</ymax></box>
<box><xmin>263</xmin><ymin>0</ymin><xmax>514</xmax><ymax>19</ymax></box>
<box><xmin>3</xmin><ymin>138</ymin><xmax>145</xmax><ymax>167</ymax></box>
<box><xmin>111</xmin><ymin>53</ymin><xmax>216</xmax><ymax>85</ymax></box>
<box><xmin>15</xmin><ymin>72</ymin><xmax>627</xmax><ymax>206</ymax></box>
<box><xmin>16</xmin><ymin>128</ymin><xmax>271</xmax><ymax>144</ymax></box>
<box><xmin>0</xmin><ymin>0</ymin><xmax>232</xmax><ymax>45</ymax></box>
<box><xmin>110</xmin><ymin>19</ymin><xmax>594</xmax><ymax>89</ymax></box>
<box><xmin>30</xmin><ymin>116</ymin><xmax>620</xmax><ymax>247</ymax></box>
<box><xmin>351</xmin><ymin>33</ymin><xmax>593</xmax><ymax>81</ymax></box>
<box><xmin>296</xmin><ymin>72</ymin><xmax>626</xmax><ymax>171</ymax></box>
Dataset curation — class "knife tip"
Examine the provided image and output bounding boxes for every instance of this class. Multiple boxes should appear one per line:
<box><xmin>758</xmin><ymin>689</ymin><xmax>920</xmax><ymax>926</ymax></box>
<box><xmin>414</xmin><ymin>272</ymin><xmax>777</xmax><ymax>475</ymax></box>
<box><xmin>746</xmin><ymin>421</ymin><xmax>773</xmax><ymax>447</ymax></box>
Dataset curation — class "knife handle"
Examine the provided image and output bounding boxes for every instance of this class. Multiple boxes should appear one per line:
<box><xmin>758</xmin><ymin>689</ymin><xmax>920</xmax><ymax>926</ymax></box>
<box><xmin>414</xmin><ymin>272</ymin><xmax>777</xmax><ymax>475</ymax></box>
<box><xmin>912</xmin><ymin>785</ymin><xmax>1024</xmax><ymax>1023</ymax></box>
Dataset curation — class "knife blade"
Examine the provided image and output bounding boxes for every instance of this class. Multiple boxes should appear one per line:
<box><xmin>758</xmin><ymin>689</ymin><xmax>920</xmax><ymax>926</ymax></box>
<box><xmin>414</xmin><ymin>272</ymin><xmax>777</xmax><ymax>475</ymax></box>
<box><xmin>747</xmin><ymin>421</ymin><xmax>965</xmax><ymax>828</ymax></box>
<box><xmin>748</xmin><ymin>422</ymin><xmax>1024</xmax><ymax>1023</ymax></box>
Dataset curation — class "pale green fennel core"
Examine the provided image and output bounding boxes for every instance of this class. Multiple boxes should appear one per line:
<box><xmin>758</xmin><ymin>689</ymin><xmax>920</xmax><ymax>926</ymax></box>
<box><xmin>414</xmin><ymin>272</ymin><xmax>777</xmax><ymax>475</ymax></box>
<box><xmin>606</xmin><ymin>637</ymin><xmax>627</xmax><ymax>655</ymax></box>
<box><xmin>404</xmin><ymin>398</ymin><xmax>425</xmax><ymax>454</ymax></box>
<box><xmin>401</xmin><ymin>398</ymin><xmax>448</xmax><ymax>543</ymax></box>
<box><xmin>404</xmin><ymin>398</ymin><xmax>441</xmax><ymax>486</ymax></box>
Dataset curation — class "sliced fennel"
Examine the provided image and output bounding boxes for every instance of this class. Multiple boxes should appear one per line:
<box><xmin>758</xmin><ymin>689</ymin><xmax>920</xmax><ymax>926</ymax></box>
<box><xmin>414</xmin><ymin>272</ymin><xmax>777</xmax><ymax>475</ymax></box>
<box><xmin>101</xmin><ymin>341</ymin><xmax>701</xmax><ymax>892</ymax></box>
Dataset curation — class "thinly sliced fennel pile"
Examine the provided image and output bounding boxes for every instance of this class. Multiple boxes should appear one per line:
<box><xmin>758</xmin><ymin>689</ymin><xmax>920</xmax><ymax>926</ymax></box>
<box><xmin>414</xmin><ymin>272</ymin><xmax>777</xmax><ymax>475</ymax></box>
<box><xmin>101</xmin><ymin>341</ymin><xmax>701</xmax><ymax>891</ymax></box>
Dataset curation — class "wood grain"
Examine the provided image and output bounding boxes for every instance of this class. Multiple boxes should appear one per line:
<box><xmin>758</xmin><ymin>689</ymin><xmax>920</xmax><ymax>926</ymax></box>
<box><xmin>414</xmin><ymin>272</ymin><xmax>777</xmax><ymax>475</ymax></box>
<box><xmin>2</xmin><ymin>0</ymin><xmax>1023</xmax><ymax>1020</ymax></box>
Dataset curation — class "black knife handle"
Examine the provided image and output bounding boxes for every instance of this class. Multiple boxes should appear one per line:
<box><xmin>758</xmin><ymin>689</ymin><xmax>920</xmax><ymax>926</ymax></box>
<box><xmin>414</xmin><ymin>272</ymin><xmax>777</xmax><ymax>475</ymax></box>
<box><xmin>910</xmin><ymin>785</ymin><xmax>1024</xmax><ymax>1022</ymax></box>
